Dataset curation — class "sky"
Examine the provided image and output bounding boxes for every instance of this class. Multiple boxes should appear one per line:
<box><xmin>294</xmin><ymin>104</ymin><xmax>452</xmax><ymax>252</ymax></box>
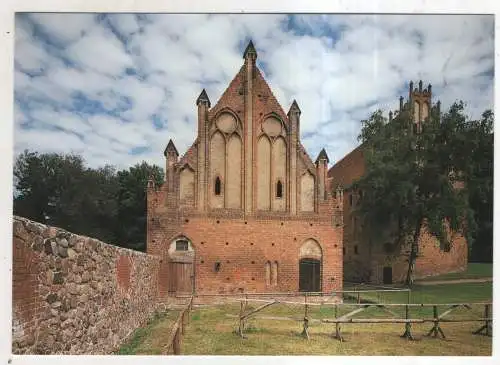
<box><xmin>14</xmin><ymin>13</ymin><xmax>495</xmax><ymax>170</ymax></box>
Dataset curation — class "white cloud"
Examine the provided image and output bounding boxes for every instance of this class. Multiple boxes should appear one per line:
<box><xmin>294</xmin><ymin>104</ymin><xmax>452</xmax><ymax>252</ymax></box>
<box><xmin>14</xmin><ymin>13</ymin><xmax>494</xmax><ymax>170</ymax></box>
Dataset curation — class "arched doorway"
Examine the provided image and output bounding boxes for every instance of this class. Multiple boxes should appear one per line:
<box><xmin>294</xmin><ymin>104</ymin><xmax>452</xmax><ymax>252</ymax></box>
<box><xmin>167</xmin><ymin>236</ymin><xmax>195</xmax><ymax>294</ymax></box>
<box><xmin>299</xmin><ymin>239</ymin><xmax>322</xmax><ymax>292</ymax></box>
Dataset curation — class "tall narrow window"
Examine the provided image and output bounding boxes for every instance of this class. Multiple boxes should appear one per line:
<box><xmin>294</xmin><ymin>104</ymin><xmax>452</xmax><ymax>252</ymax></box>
<box><xmin>272</xmin><ymin>261</ymin><xmax>278</xmax><ymax>286</ymax></box>
<box><xmin>215</xmin><ymin>176</ymin><xmax>221</xmax><ymax>196</ymax></box>
<box><xmin>276</xmin><ymin>180</ymin><xmax>283</xmax><ymax>198</ymax></box>
<box><xmin>265</xmin><ymin>261</ymin><xmax>271</xmax><ymax>286</ymax></box>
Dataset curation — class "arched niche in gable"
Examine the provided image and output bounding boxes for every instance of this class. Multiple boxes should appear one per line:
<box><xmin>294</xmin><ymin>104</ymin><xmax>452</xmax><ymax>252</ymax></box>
<box><xmin>272</xmin><ymin>136</ymin><xmax>287</xmax><ymax>211</ymax></box>
<box><xmin>260</xmin><ymin>114</ymin><xmax>287</xmax><ymax>139</ymax></box>
<box><xmin>300</xmin><ymin>170</ymin><xmax>315</xmax><ymax>212</ymax></box>
<box><xmin>211</xmin><ymin>109</ymin><xmax>242</xmax><ymax>137</ymax></box>
<box><xmin>179</xmin><ymin>164</ymin><xmax>195</xmax><ymax>206</ymax></box>
<box><xmin>257</xmin><ymin>134</ymin><xmax>271</xmax><ymax>210</ymax></box>
<box><xmin>226</xmin><ymin>133</ymin><xmax>242</xmax><ymax>209</ymax></box>
<box><xmin>210</xmin><ymin>130</ymin><xmax>225</xmax><ymax>209</ymax></box>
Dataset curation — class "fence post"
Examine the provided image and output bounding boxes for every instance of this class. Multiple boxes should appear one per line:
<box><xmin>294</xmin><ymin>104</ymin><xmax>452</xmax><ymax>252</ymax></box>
<box><xmin>484</xmin><ymin>304</ymin><xmax>491</xmax><ymax>336</ymax></box>
<box><xmin>333</xmin><ymin>303</ymin><xmax>343</xmax><ymax>341</ymax></box>
<box><xmin>426</xmin><ymin>305</ymin><xmax>445</xmax><ymax>339</ymax></box>
<box><xmin>400</xmin><ymin>304</ymin><xmax>414</xmax><ymax>340</ymax></box>
<box><xmin>301</xmin><ymin>292</ymin><xmax>310</xmax><ymax>339</ymax></box>
<box><xmin>173</xmin><ymin>327</ymin><xmax>181</xmax><ymax>355</ymax></box>
<box><xmin>473</xmin><ymin>303</ymin><xmax>492</xmax><ymax>336</ymax></box>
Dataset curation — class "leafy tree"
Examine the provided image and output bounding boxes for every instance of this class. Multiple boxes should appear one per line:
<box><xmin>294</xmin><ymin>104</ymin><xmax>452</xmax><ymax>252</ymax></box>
<box><xmin>14</xmin><ymin>150</ymin><xmax>87</xmax><ymax>225</ymax></box>
<box><xmin>115</xmin><ymin>162</ymin><xmax>164</xmax><ymax>251</ymax></box>
<box><xmin>352</xmin><ymin>102</ymin><xmax>478</xmax><ymax>286</ymax></box>
<box><xmin>13</xmin><ymin>150</ymin><xmax>164</xmax><ymax>252</ymax></box>
<box><xmin>464</xmin><ymin>111</ymin><xmax>494</xmax><ymax>262</ymax></box>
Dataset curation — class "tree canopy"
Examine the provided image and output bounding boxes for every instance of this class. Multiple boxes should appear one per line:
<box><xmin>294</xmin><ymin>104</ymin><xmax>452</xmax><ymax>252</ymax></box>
<box><xmin>352</xmin><ymin>101</ymin><xmax>493</xmax><ymax>286</ymax></box>
<box><xmin>13</xmin><ymin>150</ymin><xmax>164</xmax><ymax>252</ymax></box>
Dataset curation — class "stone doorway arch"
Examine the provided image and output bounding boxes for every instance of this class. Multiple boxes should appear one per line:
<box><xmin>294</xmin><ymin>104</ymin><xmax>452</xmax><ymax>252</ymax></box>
<box><xmin>299</xmin><ymin>238</ymin><xmax>322</xmax><ymax>292</ymax></box>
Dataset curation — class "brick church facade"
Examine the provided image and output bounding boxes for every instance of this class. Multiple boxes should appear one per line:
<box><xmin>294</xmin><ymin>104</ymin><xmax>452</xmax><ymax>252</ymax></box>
<box><xmin>146</xmin><ymin>41</ymin><xmax>344</xmax><ymax>294</ymax></box>
<box><xmin>328</xmin><ymin>81</ymin><xmax>468</xmax><ymax>284</ymax></box>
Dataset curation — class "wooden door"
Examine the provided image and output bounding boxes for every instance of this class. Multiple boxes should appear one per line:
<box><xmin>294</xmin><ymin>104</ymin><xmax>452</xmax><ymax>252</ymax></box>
<box><xmin>383</xmin><ymin>266</ymin><xmax>393</xmax><ymax>285</ymax></box>
<box><xmin>299</xmin><ymin>258</ymin><xmax>321</xmax><ymax>292</ymax></box>
<box><xmin>169</xmin><ymin>260</ymin><xmax>194</xmax><ymax>294</ymax></box>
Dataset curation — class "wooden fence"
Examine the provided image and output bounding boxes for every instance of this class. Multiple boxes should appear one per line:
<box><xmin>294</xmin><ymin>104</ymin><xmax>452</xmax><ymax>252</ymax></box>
<box><xmin>176</xmin><ymin>288</ymin><xmax>411</xmax><ymax>305</ymax></box>
<box><xmin>164</xmin><ymin>296</ymin><xmax>193</xmax><ymax>355</ymax></box>
<box><xmin>235</xmin><ymin>296</ymin><xmax>492</xmax><ymax>341</ymax></box>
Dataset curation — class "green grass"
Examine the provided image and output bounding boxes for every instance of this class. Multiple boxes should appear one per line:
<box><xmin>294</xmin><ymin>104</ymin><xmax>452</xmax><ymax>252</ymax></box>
<box><xmin>181</xmin><ymin>303</ymin><xmax>492</xmax><ymax>355</ymax></box>
<box><xmin>418</xmin><ymin>263</ymin><xmax>493</xmax><ymax>281</ymax></box>
<box><xmin>116</xmin><ymin>310</ymin><xmax>179</xmax><ymax>355</ymax></box>
<box><xmin>357</xmin><ymin>281</ymin><xmax>493</xmax><ymax>305</ymax></box>
<box><xmin>117</xmin><ymin>281</ymin><xmax>493</xmax><ymax>356</ymax></box>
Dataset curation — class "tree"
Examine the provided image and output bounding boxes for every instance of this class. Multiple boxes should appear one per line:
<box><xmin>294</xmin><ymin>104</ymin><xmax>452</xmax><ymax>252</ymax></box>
<box><xmin>14</xmin><ymin>150</ymin><xmax>87</xmax><ymax>226</ymax></box>
<box><xmin>13</xmin><ymin>150</ymin><xmax>165</xmax><ymax>252</ymax></box>
<box><xmin>115</xmin><ymin>162</ymin><xmax>164</xmax><ymax>251</ymax></box>
<box><xmin>352</xmin><ymin>102</ymin><xmax>478</xmax><ymax>286</ymax></box>
<box><xmin>464</xmin><ymin>111</ymin><xmax>494</xmax><ymax>262</ymax></box>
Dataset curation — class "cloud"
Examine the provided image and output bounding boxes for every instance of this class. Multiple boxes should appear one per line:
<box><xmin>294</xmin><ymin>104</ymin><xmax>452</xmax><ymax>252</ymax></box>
<box><xmin>14</xmin><ymin>13</ymin><xmax>494</xmax><ymax>172</ymax></box>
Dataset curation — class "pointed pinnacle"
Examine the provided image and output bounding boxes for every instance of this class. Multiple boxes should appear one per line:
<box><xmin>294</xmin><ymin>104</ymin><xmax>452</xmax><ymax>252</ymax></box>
<box><xmin>288</xmin><ymin>99</ymin><xmax>301</xmax><ymax>115</ymax></box>
<box><xmin>196</xmin><ymin>89</ymin><xmax>211</xmax><ymax>108</ymax></box>
<box><xmin>243</xmin><ymin>40</ymin><xmax>257</xmax><ymax>59</ymax></box>
<box><xmin>315</xmin><ymin>148</ymin><xmax>330</xmax><ymax>164</ymax></box>
<box><xmin>164</xmin><ymin>139</ymin><xmax>179</xmax><ymax>157</ymax></box>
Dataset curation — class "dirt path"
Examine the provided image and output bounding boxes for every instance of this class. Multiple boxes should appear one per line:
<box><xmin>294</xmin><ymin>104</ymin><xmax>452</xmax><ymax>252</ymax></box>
<box><xmin>415</xmin><ymin>277</ymin><xmax>493</xmax><ymax>286</ymax></box>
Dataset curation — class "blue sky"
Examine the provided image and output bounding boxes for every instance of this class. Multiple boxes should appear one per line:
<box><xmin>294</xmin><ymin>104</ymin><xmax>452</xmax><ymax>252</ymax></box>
<box><xmin>14</xmin><ymin>13</ymin><xmax>494</xmax><ymax>170</ymax></box>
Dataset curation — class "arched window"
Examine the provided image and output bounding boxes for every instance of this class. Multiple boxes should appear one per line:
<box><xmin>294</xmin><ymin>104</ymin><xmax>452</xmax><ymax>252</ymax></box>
<box><xmin>176</xmin><ymin>239</ymin><xmax>189</xmax><ymax>251</ymax></box>
<box><xmin>215</xmin><ymin>176</ymin><xmax>221</xmax><ymax>196</ymax></box>
<box><xmin>276</xmin><ymin>180</ymin><xmax>283</xmax><ymax>198</ymax></box>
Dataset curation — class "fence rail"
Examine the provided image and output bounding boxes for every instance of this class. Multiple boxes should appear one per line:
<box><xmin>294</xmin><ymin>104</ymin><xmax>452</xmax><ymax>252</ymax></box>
<box><xmin>164</xmin><ymin>296</ymin><xmax>193</xmax><ymax>355</ymax></box>
<box><xmin>235</xmin><ymin>296</ymin><xmax>492</xmax><ymax>341</ymax></box>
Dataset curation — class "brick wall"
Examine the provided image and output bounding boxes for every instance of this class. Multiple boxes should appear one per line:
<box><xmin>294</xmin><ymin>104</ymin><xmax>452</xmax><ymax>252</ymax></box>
<box><xmin>147</xmin><ymin>214</ymin><xmax>343</xmax><ymax>294</ymax></box>
<box><xmin>12</xmin><ymin>216</ymin><xmax>167</xmax><ymax>355</ymax></box>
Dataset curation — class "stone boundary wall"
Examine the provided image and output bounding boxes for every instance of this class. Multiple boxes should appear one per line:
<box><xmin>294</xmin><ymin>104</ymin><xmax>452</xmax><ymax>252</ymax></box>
<box><xmin>12</xmin><ymin>216</ymin><xmax>165</xmax><ymax>354</ymax></box>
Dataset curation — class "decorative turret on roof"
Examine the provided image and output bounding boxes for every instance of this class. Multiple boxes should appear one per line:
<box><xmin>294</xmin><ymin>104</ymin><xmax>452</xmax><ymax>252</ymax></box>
<box><xmin>315</xmin><ymin>148</ymin><xmax>330</xmax><ymax>165</ymax></box>
<box><xmin>288</xmin><ymin>99</ymin><xmax>301</xmax><ymax>116</ymax></box>
<box><xmin>196</xmin><ymin>89</ymin><xmax>211</xmax><ymax>108</ymax></box>
<box><xmin>243</xmin><ymin>40</ymin><xmax>257</xmax><ymax>59</ymax></box>
<box><xmin>164</xmin><ymin>139</ymin><xmax>179</xmax><ymax>157</ymax></box>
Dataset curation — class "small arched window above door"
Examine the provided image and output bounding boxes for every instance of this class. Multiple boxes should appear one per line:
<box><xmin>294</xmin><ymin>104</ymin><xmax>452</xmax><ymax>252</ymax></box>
<box><xmin>214</xmin><ymin>176</ymin><xmax>221</xmax><ymax>196</ymax></box>
<box><xmin>276</xmin><ymin>180</ymin><xmax>283</xmax><ymax>198</ymax></box>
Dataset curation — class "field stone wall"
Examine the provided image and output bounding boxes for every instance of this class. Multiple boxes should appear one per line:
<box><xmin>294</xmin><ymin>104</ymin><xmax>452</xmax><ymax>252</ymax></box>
<box><xmin>12</xmin><ymin>216</ymin><xmax>165</xmax><ymax>355</ymax></box>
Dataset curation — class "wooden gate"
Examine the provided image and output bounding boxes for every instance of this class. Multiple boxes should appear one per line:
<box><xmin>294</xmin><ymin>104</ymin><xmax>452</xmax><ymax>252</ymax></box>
<box><xmin>169</xmin><ymin>259</ymin><xmax>194</xmax><ymax>294</ymax></box>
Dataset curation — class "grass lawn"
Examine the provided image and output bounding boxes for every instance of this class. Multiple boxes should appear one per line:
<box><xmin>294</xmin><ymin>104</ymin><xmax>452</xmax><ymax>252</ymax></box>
<box><xmin>116</xmin><ymin>309</ymin><xmax>179</xmax><ymax>355</ymax></box>
<box><xmin>181</xmin><ymin>303</ymin><xmax>492</xmax><ymax>355</ymax></box>
<box><xmin>418</xmin><ymin>263</ymin><xmax>493</xmax><ymax>282</ymax></box>
<box><xmin>116</xmin><ymin>281</ymin><xmax>493</xmax><ymax>356</ymax></box>
<box><xmin>358</xmin><ymin>281</ymin><xmax>493</xmax><ymax>305</ymax></box>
